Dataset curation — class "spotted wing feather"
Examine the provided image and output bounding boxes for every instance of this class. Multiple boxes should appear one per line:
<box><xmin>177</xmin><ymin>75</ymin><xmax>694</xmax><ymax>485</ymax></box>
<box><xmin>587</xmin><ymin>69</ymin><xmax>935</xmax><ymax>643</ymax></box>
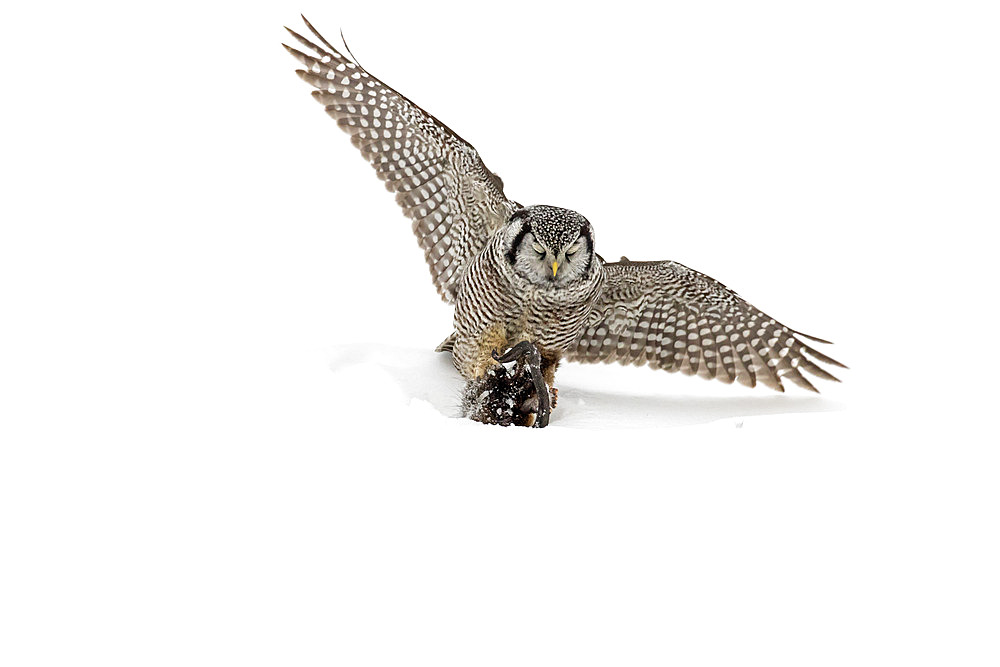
<box><xmin>284</xmin><ymin>17</ymin><xmax>517</xmax><ymax>301</ymax></box>
<box><xmin>566</xmin><ymin>259</ymin><xmax>846</xmax><ymax>392</ymax></box>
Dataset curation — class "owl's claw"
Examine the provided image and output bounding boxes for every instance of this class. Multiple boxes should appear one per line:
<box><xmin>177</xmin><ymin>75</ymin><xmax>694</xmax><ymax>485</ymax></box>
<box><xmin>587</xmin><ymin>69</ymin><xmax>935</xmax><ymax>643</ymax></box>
<box><xmin>492</xmin><ymin>341</ymin><xmax>550</xmax><ymax>428</ymax></box>
<box><xmin>463</xmin><ymin>342</ymin><xmax>551</xmax><ymax>428</ymax></box>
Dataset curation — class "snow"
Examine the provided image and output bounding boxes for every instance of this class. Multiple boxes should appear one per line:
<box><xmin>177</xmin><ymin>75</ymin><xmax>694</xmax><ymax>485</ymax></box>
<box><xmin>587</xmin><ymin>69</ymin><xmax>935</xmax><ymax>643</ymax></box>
<box><xmin>2</xmin><ymin>2</ymin><xmax>999</xmax><ymax>666</ymax></box>
<box><xmin>330</xmin><ymin>342</ymin><xmax>844</xmax><ymax>429</ymax></box>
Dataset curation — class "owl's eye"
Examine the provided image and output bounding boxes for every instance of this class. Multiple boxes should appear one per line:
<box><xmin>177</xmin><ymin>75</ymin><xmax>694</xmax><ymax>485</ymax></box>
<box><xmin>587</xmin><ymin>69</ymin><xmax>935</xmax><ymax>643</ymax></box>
<box><xmin>565</xmin><ymin>242</ymin><xmax>582</xmax><ymax>256</ymax></box>
<box><xmin>531</xmin><ymin>242</ymin><xmax>546</xmax><ymax>255</ymax></box>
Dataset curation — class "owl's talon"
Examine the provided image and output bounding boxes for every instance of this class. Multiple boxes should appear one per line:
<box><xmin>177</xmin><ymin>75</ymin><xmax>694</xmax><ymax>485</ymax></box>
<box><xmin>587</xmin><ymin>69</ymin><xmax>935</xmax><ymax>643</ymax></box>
<box><xmin>463</xmin><ymin>341</ymin><xmax>551</xmax><ymax>427</ymax></box>
<box><xmin>493</xmin><ymin>341</ymin><xmax>539</xmax><ymax>366</ymax></box>
<box><xmin>493</xmin><ymin>341</ymin><xmax>550</xmax><ymax>428</ymax></box>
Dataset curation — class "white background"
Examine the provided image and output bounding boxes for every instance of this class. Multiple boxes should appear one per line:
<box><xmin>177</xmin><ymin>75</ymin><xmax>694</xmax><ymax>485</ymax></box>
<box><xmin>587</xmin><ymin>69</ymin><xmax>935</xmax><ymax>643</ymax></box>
<box><xmin>2</xmin><ymin>1</ymin><xmax>998</xmax><ymax>665</ymax></box>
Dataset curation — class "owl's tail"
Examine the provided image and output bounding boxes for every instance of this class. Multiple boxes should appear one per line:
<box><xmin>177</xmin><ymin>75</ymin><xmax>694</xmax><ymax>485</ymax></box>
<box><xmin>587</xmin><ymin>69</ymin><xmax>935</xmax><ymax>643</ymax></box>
<box><xmin>435</xmin><ymin>332</ymin><xmax>457</xmax><ymax>353</ymax></box>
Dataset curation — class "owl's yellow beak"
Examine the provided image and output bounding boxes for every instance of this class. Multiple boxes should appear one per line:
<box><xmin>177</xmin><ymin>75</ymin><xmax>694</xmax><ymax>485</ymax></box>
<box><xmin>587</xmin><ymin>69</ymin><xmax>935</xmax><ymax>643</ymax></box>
<box><xmin>551</xmin><ymin>261</ymin><xmax>559</xmax><ymax>277</ymax></box>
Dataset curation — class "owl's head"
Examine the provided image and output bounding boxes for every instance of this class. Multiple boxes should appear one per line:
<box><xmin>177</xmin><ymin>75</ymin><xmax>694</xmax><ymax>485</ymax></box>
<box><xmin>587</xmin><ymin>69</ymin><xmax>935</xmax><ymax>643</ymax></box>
<box><xmin>504</xmin><ymin>205</ymin><xmax>595</xmax><ymax>287</ymax></box>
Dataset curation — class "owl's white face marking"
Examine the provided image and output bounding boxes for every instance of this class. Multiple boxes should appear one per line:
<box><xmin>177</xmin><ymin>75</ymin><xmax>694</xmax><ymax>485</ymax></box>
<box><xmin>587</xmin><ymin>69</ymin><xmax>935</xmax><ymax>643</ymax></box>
<box><xmin>511</xmin><ymin>230</ymin><xmax>593</xmax><ymax>287</ymax></box>
<box><xmin>505</xmin><ymin>205</ymin><xmax>595</xmax><ymax>287</ymax></box>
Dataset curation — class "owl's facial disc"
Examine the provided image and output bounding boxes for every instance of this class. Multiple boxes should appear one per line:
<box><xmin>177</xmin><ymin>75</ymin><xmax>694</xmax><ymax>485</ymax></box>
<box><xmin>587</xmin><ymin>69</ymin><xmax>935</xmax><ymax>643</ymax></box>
<box><xmin>511</xmin><ymin>230</ymin><xmax>592</xmax><ymax>286</ymax></box>
<box><xmin>505</xmin><ymin>205</ymin><xmax>595</xmax><ymax>287</ymax></box>
<box><xmin>530</xmin><ymin>240</ymin><xmax>559</xmax><ymax>278</ymax></box>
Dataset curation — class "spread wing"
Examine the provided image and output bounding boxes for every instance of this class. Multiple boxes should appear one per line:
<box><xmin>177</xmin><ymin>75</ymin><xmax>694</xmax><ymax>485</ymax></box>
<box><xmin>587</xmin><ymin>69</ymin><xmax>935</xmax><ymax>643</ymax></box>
<box><xmin>566</xmin><ymin>259</ymin><xmax>846</xmax><ymax>392</ymax></box>
<box><xmin>284</xmin><ymin>17</ymin><xmax>518</xmax><ymax>302</ymax></box>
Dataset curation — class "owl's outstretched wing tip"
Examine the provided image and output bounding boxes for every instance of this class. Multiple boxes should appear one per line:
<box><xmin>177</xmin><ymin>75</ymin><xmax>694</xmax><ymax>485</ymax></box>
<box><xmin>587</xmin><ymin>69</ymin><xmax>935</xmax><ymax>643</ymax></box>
<box><xmin>791</xmin><ymin>328</ymin><xmax>834</xmax><ymax>345</ymax></box>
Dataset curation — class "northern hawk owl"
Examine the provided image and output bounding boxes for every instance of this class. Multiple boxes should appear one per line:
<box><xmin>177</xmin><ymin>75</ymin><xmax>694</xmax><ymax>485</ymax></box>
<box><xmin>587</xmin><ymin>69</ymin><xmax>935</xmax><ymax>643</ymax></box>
<box><xmin>284</xmin><ymin>17</ymin><xmax>846</xmax><ymax>427</ymax></box>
